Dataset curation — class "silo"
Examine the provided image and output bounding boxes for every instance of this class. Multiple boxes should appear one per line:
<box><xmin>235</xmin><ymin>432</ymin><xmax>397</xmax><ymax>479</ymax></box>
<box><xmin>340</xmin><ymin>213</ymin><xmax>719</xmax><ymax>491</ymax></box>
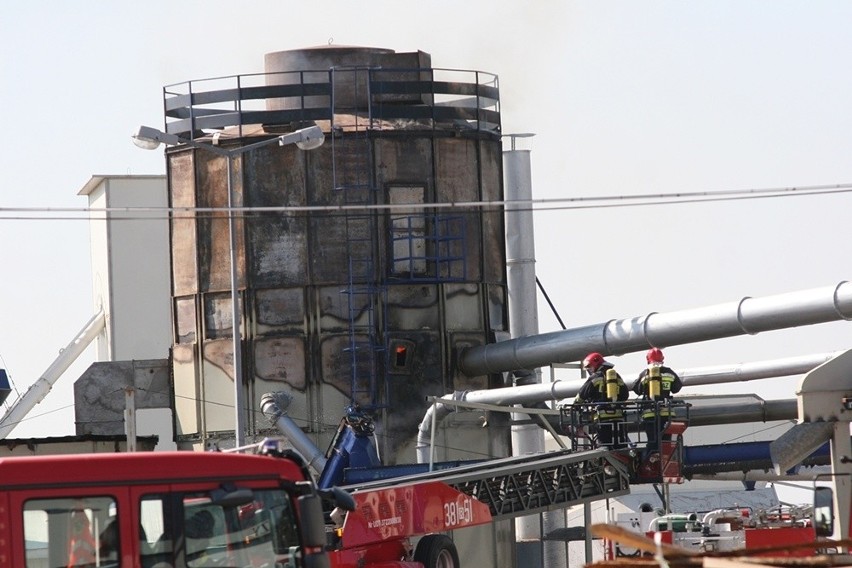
<box><xmin>162</xmin><ymin>46</ymin><xmax>507</xmax><ymax>464</ymax></box>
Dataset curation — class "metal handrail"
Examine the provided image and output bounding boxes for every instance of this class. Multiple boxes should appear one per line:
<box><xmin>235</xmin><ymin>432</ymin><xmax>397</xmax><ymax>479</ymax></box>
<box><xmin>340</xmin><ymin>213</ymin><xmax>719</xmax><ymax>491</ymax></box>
<box><xmin>161</xmin><ymin>67</ymin><xmax>501</xmax><ymax>139</ymax></box>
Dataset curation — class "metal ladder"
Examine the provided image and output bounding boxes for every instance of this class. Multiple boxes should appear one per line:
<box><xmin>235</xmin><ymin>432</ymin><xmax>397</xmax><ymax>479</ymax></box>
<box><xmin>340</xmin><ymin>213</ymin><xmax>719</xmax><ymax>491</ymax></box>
<box><xmin>342</xmin><ymin>449</ymin><xmax>631</xmax><ymax>521</ymax></box>
<box><xmin>330</xmin><ymin>66</ymin><xmax>387</xmax><ymax>409</ymax></box>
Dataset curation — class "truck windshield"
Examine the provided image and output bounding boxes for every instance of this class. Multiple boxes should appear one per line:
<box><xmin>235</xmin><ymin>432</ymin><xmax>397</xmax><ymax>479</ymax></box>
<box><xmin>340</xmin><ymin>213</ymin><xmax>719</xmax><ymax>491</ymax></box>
<box><xmin>140</xmin><ymin>488</ymin><xmax>301</xmax><ymax>567</ymax></box>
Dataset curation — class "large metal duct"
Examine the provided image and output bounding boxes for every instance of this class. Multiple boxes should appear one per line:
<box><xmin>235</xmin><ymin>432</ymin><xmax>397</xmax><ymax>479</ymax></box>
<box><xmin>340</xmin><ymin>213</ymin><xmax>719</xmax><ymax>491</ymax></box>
<box><xmin>420</xmin><ymin>279</ymin><xmax>852</xmax><ymax>462</ymax></box>
<box><xmin>416</xmin><ymin>394</ymin><xmax>797</xmax><ymax>463</ymax></box>
<box><xmin>415</xmin><ymin>351</ymin><xmax>828</xmax><ymax>461</ymax></box>
<box><xmin>446</xmin><ymin>351</ymin><xmax>837</xmax><ymax>408</ymax></box>
<box><xmin>459</xmin><ymin>282</ymin><xmax>852</xmax><ymax>377</ymax></box>
<box><xmin>680</xmin><ymin>351</ymin><xmax>841</xmax><ymax>387</ymax></box>
<box><xmin>684</xmin><ymin>398</ymin><xmax>796</xmax><ymax>426</ymax></box>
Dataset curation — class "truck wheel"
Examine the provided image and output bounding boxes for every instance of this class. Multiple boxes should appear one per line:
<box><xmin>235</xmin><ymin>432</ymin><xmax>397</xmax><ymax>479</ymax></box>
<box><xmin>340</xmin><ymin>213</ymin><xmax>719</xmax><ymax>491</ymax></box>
<box><xmin>414</xmin><ymin>534</ymin><xmax>460</xmax><ymax>568</ymax></box>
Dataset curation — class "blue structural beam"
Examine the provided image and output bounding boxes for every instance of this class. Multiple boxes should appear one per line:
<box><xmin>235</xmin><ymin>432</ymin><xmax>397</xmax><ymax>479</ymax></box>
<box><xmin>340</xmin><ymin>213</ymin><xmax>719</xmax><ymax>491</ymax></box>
<box><xmin>683</xmin><ymin>440</ymin><xmax>830</xmax><ymax>476</ymax></box>
<box><xmin>343</xmin><ymin>460</ymin><xmax>485</xmax><ymax>485</ymax></box>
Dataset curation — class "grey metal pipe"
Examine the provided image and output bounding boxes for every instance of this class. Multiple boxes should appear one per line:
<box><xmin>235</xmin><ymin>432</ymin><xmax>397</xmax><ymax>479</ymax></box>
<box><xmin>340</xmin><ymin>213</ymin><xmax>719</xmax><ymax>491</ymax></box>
<box><xmin>459</xmin><ymin>282</ymin><xmax>852</xmax><ymax>377</ymax></box>
<box><xmin>505</xmin><ymin>147</ymin><xmax>540</xmax><ymax>348</ymax></box>
<box><xmin>505</xmin><ymin>143</ymin><xmax>560</xmax><ymax>554</ymax></box>
<box><xmin>494</xmin><ymin>352</ymin><xmax>837</xmax><ymax>401</ymax></box>
<box><xmin>260</xmin><ymin>391</ymin><xmax>327</xmax><ymax>475</ymax></box>
<box><xmin>683</xmin><ymin>398</ymin><xmax>796</xmax><ymax>425</ymax></box>
<box><xmin>416</xmin><ymin>352</ymin><xmax>827</xmax><ymax>461</ymax></box>
<box><xmin>416</xmin><ymin>393</ymin><xmax>796</xmax><ymax>462</ymax></box>
<box><xmin>680</xmin><ymin>351</ymin><xmax>841</xmax><ymax>387</ymax></box>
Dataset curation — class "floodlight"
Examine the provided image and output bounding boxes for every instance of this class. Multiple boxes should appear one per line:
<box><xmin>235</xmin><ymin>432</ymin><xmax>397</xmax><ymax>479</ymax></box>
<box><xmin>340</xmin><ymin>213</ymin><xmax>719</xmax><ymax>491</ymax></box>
<box><xmin>279</xmin><ymin>125</ymin><xmax>325</xmax><ymax>150</ymax></box>
<box><xmin>132</xmin><ymin>126</ymin><xmax>182</xmax><ymax>149</ymax></box>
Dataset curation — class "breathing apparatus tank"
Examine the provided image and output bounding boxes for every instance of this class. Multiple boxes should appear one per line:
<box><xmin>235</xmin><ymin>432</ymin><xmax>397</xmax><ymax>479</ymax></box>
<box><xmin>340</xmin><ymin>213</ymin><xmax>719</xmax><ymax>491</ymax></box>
<box><xmin>648</xmin><ymin>364</ymin><xmax>662</xmax><ymax>399</ymax></box>
<box><xmin>606</xmin><ymin>368</ymin><xmax>619</xmax><ymax>401</ymax></box>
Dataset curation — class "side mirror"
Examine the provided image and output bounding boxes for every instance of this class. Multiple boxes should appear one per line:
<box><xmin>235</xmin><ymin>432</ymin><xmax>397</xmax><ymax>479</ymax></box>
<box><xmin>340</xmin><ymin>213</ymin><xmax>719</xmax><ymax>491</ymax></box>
<box><xmin>297</xmin><ymin>494</ymin><xmax>327</xmax><ymax>548</ymax></box>
<box><xmin>813</xmin><ymin>486</ymin><xmax>835</xmax><ymax>537</ymax></box>
<box><xmin>318</xmin><ymin>486</ymin><xmax>356</xmax><ymax>512</ymax></box>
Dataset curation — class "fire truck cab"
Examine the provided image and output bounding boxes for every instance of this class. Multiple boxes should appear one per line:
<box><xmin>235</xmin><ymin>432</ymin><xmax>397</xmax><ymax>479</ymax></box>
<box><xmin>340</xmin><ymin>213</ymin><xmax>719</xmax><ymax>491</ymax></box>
<box><xmin>0</xmin><ymin>441</ymin><xmax>334</xmax><ymax>568</ymax></box>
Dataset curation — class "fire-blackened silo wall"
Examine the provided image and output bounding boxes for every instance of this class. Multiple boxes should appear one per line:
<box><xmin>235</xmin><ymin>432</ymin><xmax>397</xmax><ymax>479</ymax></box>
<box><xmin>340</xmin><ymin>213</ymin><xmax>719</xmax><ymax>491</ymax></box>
<box><xmin>163</xmin><ymin>46</ymin><xmax>507</xmax><ymax>465</ymax></box>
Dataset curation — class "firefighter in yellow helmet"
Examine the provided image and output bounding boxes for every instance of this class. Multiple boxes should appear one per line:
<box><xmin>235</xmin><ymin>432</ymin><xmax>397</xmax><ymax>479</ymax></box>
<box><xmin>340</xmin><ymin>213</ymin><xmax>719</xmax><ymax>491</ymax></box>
<box><xmin>632</xmin><ymin>347</ymin><xmax>682</xmax><ymax>451</ymax></box>
<box><xmin>575</xmin><ymin>352</ymin><xmax>629</xmax><ymax>448</ymax></box>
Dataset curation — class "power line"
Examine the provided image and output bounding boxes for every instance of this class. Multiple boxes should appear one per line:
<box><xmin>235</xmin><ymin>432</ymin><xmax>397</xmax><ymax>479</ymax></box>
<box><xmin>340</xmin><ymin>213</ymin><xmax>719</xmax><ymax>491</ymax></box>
<box><xmin>0</xmin><ymin>182</ymin><xmax>850</xmax><ymax>221</ymax></box>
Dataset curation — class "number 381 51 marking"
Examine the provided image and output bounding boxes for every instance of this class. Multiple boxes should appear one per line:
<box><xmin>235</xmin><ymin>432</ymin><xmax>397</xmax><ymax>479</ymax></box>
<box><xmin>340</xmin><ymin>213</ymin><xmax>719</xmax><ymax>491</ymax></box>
<box><xmin>444</xmin><ymin>497</ymin><xmax>473</xmax><ymax>527</ymax></box>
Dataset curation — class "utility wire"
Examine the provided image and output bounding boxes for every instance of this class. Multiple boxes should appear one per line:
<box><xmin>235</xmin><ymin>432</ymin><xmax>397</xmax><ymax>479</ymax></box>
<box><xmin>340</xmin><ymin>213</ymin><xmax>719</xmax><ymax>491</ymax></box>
<box><xmin>0</xmin><ymin>182</ymin><xmax>850</xmax><ymax>221</ymax></box>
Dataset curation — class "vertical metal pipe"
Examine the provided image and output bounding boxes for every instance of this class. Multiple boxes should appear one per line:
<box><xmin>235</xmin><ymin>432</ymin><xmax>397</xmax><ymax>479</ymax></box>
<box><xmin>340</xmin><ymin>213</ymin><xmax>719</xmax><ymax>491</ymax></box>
<box><xmin>505</xmin><ymin>140</ymin><xmax>544</xmax><ymax>542</ymax></box>
<box><xmin>505</xmin><ymin>137</ymin><xmax>565</xmax><ymax>568</ymax></box>
<box><xmin>227</xmin><ymin>156</ymin><xmax>247</xmax><ymax>447</ymax></box>
<box><xmin>429</xmin><ymin>401</ymin><xmax>437</xmax><ymax>472</ymax></box>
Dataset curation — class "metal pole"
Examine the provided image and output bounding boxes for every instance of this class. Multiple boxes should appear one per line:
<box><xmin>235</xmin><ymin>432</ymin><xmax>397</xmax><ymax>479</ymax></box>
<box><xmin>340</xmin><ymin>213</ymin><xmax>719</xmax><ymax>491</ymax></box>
<box><xmin>506</xmin><ymin>136</ymin><xmax>565</xmax><ymax>568</ymax></box>
<box><xmin>124</xmin><ymin>387</ymin><xmax>137</xmax><ymax>452</ymax></box>
<box><xmin>429</xmin><ymin>400</ymin><xmax>437</xmax><ymax>472</ymax></box>
<box><xmin>227</xmin><ymin>155</ymin><xmax>247</xmax><ymax>447</ymax></box>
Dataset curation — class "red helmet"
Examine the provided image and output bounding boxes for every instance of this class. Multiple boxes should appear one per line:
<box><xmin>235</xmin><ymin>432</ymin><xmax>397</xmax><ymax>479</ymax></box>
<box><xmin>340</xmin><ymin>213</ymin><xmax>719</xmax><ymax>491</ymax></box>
<box><xmin>583</xmin><ymin>352</ymin><xmax>604</xmax><ymax>373</ymax></box>
<box><xmin>646</xmin><ymin>347</ymin><xmax>664</xmax><ymax>364</ymax></box>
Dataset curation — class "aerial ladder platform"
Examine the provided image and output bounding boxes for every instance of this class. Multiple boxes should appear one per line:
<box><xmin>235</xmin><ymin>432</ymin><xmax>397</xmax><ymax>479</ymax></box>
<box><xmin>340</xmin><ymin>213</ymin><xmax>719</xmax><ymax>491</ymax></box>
<box><xmin>264</xmin><ymin>392</ymin><xmax>633</xmax><ymax>521</ymax></box>
<box><xmin>341</xmin><ymin>448</ymin><xmax>631</xmax><ymax>521</ymax></box>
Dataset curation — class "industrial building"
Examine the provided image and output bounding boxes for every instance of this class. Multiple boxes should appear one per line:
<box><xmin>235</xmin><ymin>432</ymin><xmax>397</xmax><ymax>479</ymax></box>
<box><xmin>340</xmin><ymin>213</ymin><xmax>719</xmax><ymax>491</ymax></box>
<box><xmin>1</xmin><ymin>45</ymin><xmax>848</xmax><ymax>567</ymax></box>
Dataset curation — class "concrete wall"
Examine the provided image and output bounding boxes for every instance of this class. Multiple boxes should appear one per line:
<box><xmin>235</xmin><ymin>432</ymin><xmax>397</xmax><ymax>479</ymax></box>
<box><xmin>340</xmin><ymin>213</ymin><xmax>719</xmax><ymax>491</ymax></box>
<box><xmin>79</xmin><ymin>175</ymin><xmax>171</xmax><ymax>362</ymax></box>
<box><xmin>77</xmin><ymin>176</ymin><xmax>173</xmax><ymax>446</ymax></box>
<box><xmin>74</xmin><ymin>359</ymin><xmax>173</xmax><ymax>449</ymax></box>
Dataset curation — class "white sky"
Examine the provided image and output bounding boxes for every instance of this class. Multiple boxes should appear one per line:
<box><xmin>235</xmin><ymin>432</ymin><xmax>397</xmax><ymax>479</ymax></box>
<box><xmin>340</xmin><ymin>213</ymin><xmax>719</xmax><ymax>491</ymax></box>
<box><xmin>1</xmin><ymin>2</ymin><xmax>850</xmax><ymax>501</ymax></box>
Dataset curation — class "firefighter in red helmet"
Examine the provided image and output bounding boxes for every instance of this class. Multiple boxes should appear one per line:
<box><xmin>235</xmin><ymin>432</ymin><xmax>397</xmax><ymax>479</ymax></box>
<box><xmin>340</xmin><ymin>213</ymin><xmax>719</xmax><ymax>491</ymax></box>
<box><xmin>646</xmin><ymin>347</ymin><xmax>664</xmax><ymax>365</ymax></box>
<box><xmin>575</xmin><ymin>352</ymin><xmax>629</xmax><ymax>448</ymax></box>
<box><xmin>582</xmin><ymin>352</ymin><xmax>605</xmax><ymax>374</ymax></box>
<box><xmin>632</xmin><ymin>347</ymin><xmax>682</xmax><ymax>451</ymax></box>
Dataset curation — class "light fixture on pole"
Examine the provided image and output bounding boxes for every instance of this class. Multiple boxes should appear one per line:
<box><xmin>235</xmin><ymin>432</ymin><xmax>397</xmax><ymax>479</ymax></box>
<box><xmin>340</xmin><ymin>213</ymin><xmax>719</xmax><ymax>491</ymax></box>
<box><xmin>133</xmin><ymin>124</ymin><xmax>324</xmax><ymax>155</ymax></box>
<box><xmin>131</xmin><ymin>126</ymin><xmax>183</xmax><ymax>150</ymax></box>
<box><xmin>133</xmin><ymin>124</ymin><xmax>324</xmax><ymax>447</ymax></box>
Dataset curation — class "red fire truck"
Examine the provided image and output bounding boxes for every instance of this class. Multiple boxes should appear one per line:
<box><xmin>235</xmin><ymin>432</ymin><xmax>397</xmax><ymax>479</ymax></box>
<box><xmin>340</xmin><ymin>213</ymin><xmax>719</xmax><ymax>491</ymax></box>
<box><xmin>0</xmin><ymin>439</ymin><xmax>489</xmax><ymax>568</ymax></box>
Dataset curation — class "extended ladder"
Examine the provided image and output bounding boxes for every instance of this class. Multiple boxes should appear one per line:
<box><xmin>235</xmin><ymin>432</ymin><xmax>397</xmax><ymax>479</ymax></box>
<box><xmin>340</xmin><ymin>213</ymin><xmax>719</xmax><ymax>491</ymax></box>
<box><xmin>343</xmin><ymin>449</ymin><xmax>631</xmax><ymax>521</ymax></box>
